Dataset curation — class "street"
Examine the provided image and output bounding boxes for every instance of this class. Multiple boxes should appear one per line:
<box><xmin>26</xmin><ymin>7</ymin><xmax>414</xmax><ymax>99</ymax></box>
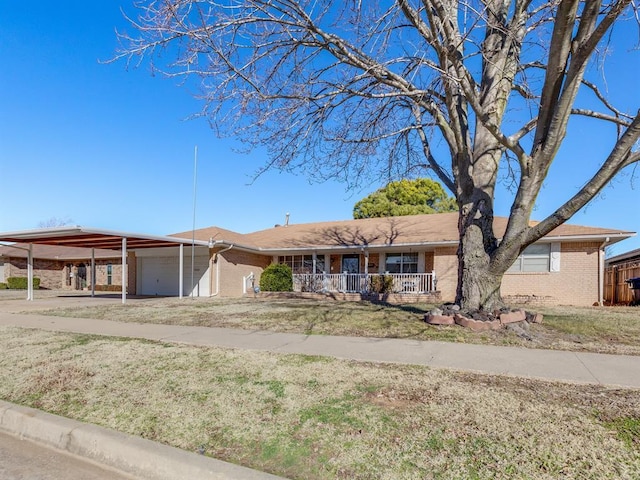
<box><xmin>0</xmin><ymin>431</ymin><xmax>136</xmax><ymax>480</ymax></box>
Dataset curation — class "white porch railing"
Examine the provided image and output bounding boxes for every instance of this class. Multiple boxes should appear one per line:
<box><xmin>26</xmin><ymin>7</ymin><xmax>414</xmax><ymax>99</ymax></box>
<box><xmin>292</xmin><ymin>272</ymin><xmax>437</xmax><ymax>294</ymax></box>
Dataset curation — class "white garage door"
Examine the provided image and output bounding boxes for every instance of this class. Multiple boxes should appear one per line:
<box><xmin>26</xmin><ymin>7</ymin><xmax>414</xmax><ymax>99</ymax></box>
<box><xmin>139</xmin><ymin>256</ymin><xmax>210</xmax><ymax>297</ymax></box>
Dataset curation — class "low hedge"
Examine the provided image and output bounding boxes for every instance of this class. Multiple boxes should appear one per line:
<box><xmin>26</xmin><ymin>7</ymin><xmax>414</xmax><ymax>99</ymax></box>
<box><xmin>0</xmin><ymin>283</ymin><xmax>7</xmax><ymax>290</ymax></box>
<box><xmin>7</xmin><ymin>277</ymin><xmax>41</xmax><ymax>290</ymax></box>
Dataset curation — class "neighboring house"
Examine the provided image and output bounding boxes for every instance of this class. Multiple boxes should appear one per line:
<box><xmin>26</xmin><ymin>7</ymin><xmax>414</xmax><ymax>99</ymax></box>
<box><xmin>0</xmin><ymin>243</ymin><xmax>122</xmax><ymax>291</ymax></box>
<box><xmin>174</xmin><ymin>212</ymin><xmax>634</xmax><ymax>306</ymax></box>
<box><xmin>604</xmin><ymin>248</ymin><xmax>640</xmax><ymax>305</ymax></box>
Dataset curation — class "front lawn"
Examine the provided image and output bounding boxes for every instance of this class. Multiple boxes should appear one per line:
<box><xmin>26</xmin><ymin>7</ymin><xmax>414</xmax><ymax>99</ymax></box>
<box><xmin>35</xmin><ymin>296</ymin><xmax>640</xmax><ymax>355</ymax></box>
<box><xmin>1</xmin><ymin>326</ymin><xmax>638</xmax><ymax>479</ymax></box>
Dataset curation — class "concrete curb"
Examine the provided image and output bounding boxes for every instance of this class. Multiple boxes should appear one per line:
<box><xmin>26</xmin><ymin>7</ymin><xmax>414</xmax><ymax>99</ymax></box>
<box><xmin>0</xmin><ymin>400</ymin><xmax>286</xmax><ymax>480</ymax></box>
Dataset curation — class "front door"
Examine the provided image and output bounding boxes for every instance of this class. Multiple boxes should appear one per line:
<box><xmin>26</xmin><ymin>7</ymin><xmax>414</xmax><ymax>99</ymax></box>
<box><xmin>341</xmin><ymin>254</ymin><xmax>360</xmax><ymax>274</ymax></box>
<box><xmin>76</xmin><ymin>263</ymin><xmax>87</xmax><ymax>290</ymax></box>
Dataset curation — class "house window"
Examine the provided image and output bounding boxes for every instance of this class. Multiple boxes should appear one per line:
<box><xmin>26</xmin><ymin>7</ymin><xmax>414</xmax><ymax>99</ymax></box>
<box><xmin>385</xmin><ymin>253</ymin><xmax>418</xmax><ymax>273</ymax></box>
<box><xmin>508</xmin><ymin>244</ymin><xmax>551</xmax><ymax>273</ymax></box>
<box><xmin>107</xmin><ymin>263</ymin><xmax>113</xmax><ymax>285</ymax></box>
<box><xmin>278</xmin><ymin>255</ymin><xmax>324</xmax><ymax>274</ymax></box>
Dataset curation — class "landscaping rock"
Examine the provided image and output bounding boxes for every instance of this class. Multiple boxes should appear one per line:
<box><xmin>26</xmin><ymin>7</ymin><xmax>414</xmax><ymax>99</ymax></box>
<box><xmin>499</xmin><ymin>309</ymin><xmax>526</xmax><ymax>325</ymax></box>
<box><xmin>424</xmin><ymin>313</ymin><xmax>455</xmax><ymax>325</ymax></box>
<box><xmin>525</xmin><ymin>311</ymin><xmax>544</xmax><ymax>324</ymax></box>
<box><xmin>471</xmin><ymin>311</ymin><xmax>492</xmax><ymax>322</ymax></box>
<box><xmin>454</xmin><ymin>313</ymin><xmax>502</xmax><ymax>331</ymax></box>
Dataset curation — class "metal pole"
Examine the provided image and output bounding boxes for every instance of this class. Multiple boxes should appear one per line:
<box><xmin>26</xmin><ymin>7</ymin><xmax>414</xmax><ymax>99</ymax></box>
<box><xmin>91</xmin><ymin>248</ymin><xmax>95</xmax><ymax>298</ymax></box>
<box><xmin>179</xmin><ymin>243</ymin><xmax>184</xmax><ymax>299</ymax></box>
<box><xmin>191</xmin><ymin>145</ymin><xmax>198</xmax><ymax>298</ymax></box>
<box><xmin>27</xmin><ymin>244</ymin><xmax>33</xmax><ymax>301</ymax></box>
<box><xmin>121</xmin><ymin>238</ymin><xmax>127</xmax><ymax>304</ymax></box>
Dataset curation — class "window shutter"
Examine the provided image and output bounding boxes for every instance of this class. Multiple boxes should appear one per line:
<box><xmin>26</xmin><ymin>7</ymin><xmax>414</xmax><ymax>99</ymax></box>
<box><xmin>550</xmin><ymin>243</ymin><xmax>561</xmax><ymax>272</ymax></box>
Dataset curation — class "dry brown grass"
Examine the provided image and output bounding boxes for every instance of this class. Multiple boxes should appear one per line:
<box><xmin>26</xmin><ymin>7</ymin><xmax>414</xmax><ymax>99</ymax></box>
<box><xmin>36</xmin><ymin>296</ymin><xmax>640</xmax><ymax>355</ymax></box>
<box><xmin>1</xmin><ymin>326</ymin><xmax>639</xmax><ymax>479</ymax></box>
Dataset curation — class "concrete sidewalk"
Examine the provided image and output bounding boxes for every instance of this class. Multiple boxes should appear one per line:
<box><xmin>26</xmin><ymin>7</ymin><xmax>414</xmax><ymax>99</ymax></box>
<box><xmin>1</xmin><ymin>310</ymin><xmax>639</xmax><ymax>389</ymax></box>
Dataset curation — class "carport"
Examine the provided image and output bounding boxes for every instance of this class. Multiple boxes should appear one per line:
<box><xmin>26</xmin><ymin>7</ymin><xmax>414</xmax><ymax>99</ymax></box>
<box><xmin>0</xmin><ymin>227</ymin><xmax>210</xmax><ymax>303</ymax></box>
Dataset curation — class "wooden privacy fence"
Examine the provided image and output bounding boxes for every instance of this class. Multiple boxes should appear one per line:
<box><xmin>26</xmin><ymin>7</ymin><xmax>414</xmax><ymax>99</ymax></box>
<box><xmin>604</xmin><ymin>260</ymin><xmax>640</xmax><ymax>305</ymax></box>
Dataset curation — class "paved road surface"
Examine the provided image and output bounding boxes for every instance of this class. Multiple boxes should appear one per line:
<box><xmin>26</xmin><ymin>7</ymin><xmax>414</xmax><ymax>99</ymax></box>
<box><xmin>0</xmin><ymin>431</ymin><xmax>136</xmax><ymax>480</ymax></box>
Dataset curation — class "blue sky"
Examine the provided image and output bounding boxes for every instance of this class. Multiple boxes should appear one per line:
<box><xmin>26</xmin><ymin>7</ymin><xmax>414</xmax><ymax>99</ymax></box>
<box><xmin>1</xmin><ymin>2</ymin><xmax>639</xmax><ymax>255</ymax></box>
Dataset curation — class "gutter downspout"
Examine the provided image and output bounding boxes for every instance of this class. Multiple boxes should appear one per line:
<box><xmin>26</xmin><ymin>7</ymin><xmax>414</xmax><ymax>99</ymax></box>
<box><xmin>211</xmin><ymin>244</ymin><xmax>234</xmax><ymax>297</ymax></box>
<box><xmin>599</xmin><ymin>237</ymin><xmax>610</xmax><ymax>306</ymax></box>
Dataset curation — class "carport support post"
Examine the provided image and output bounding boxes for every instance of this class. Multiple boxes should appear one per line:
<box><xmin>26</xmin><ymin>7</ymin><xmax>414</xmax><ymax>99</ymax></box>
<box><xmin>121</xmin><ymin>238</ymin><xmax>127</xmax><ymax>304</ymax></box>
<box><xmin>27</xmin><ymin>243</ymin><xmax>33</xmax><ymax>301</ymax></box>
<box><xmin>91</xmin><ymin>248</ymin><xmax>95</xmax><ymax>298</ymax></box>
<box><xmin>179</xmin><ymin>244</ymin><xmax>184</xmax><ymax>299</ymax></box>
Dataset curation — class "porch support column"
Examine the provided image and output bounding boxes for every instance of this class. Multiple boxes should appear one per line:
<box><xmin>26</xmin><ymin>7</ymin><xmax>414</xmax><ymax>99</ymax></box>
<box><xmin>27</xmin><ymin>243</ymin><xmax>33</xmax><ymax>301</ymax></box>
<box><xmin>312</xmin><ymin>253</ymin><xmax>317</xmax><ymax>274</ymax></box>
<box><xmin>363</xmin><ymin>249</ymin><xmax>369</xmax><ymax>275</ymax></box>
<box><xmin>179</xmin><ymin>244</ymin><xmax>184</xmax><ymax>299</ymax></box>
<box><xmin>121</xmin><ymin>238</ymin><xmax>127</xmax><ymax>304</ymax></box>
<box><xmin>323</xmin><ymin>254</ymin><xmax>330</xmax><ymax>274</ymax></box>
<box><xmin>91</xmin><ymin>248</ymin><xmax>96</xmax><ymax>298</ymax></box>
<box><xmin>378</xmin><ymin>253</ymin><xmax>386</xmax><ymax>274</ymax></box>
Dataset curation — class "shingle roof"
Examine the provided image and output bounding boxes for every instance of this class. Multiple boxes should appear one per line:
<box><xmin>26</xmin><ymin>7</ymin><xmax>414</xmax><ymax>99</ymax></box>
<box><xmin>0</xmin><ymin>243</ymin><xmax>121</xmax><ymax>260</ymax></box>
<box><xmin>174</xmin><ymin>212</ymin><xmax>634</xmax><ymax>252</ymax></box>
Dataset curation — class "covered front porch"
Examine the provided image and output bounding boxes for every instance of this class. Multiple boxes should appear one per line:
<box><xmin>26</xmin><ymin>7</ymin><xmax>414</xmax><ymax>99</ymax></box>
<box><xmin>270</xmin><ymin>249</ymin><xmax>441</xmax><ymax>302</ymax></box>
<box><xmin>292</xmin><ymin>271</ymin><xmax>436</xmax><ymax>294</ymax></box>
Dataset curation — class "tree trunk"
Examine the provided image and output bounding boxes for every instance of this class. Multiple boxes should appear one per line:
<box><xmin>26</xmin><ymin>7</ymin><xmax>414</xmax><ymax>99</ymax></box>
<box><xmin>455</xmin><ymin>192</ymin><xmax>504</xmax><ymax>312</ymax></box>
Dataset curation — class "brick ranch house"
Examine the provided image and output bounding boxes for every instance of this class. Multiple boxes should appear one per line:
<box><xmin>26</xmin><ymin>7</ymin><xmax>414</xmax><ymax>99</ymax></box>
<box><xmin>177</xmin><ymin>212</ymin><xmax>634</xmax><ymax>306</ymax></box>
<box><xmin>0</xmin><ymin>244</ymin><xmax>123</xmax><ymax>291</ymax></box>
<box><xmin>1</xmin><ymin>213</ymin><xmax>634</xmax><ymax>306</ymax></box>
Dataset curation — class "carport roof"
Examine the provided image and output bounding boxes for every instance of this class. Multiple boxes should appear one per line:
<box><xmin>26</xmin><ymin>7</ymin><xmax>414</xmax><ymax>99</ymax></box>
<box><xmin>0</xmin><ymin>226</ymin><xmax>210</xmax><ymax>250</ymax></box>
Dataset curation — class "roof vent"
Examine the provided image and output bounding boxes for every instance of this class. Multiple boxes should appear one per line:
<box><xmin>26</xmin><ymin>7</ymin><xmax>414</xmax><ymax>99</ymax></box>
<box><xmin>285</xmin><ymin>212</ymin><xmax>290</xmax><ymax>227</ymax></box>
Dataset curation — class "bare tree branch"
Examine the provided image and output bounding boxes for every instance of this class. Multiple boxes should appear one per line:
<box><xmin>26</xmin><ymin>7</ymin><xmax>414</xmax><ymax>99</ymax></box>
<box><xmin>114</xmin><ymin>0</ymin><xmax>640</xmax><ymax>309</ymax></box>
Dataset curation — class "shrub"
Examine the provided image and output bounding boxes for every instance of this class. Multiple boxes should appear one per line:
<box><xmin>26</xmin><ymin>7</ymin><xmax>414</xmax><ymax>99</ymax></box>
<box><xmin>7</xmin><ymin>277</ymin><xmax>40</xmax><ymax>290</ymax></box>
<box><xmin>0</xmin><ymin>283</ymin><xmax>7</xmax><ymax>290</ymax></box>
<box><xmin>259</xmin><ymin>264</ymin><xmax>293</xmax><ymax>292</ymax></box>
<box><xmin>370</xmin><ymin>274</ymin><xmax>394</xmax><ymax>294</ymax></box>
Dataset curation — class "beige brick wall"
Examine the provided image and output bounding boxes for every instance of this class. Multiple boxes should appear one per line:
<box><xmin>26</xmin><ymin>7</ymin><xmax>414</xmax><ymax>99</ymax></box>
<box><xmin>431</xmin><ymin>242</ymin><xmax>601</xmax><ymax>306</ymax></box>
<box><xmin>92</xmin><ymin>260</ymin><xmax>125</xmax><ymax>287</ymax></box>
<box><xmin>433</xmin><ymin>246</ymin><xmax>458</xmax><ymax>302</ymax></box>
<box><xmin>6</xmin><ymin>258</ymin><xmax>65</xmax><ymax>289</ymax></box>
<box><xmin>425</xmin><ymin>252</ymin><xmax>435</xmax><ymax>272</ymax></box>
<box><xmin>5</xmin><ymin>257</ymin><xmax>125</xmax><ymax>291</ymax></box>
<box><xmin>216</xmin><ymin>249</ymin><xmax>271</xmax><ymax>297</ymax></box>
<box><xmin>365</xmin><ymin>253</ymin><xmax>379</xmax><ymax>273</ymax></box>
<box><xmin>501</xmin><ymin>242</ymin><xmax>601</xmax><ymax>306</ymax></box>
<box><xmin>127</xmin><ymin>252</ymin><xmax>137</xmax><ymax>295</ymax></box>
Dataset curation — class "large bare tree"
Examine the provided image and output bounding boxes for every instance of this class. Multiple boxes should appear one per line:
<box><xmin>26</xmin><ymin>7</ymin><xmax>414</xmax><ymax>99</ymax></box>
<box><xmin>116</xmin><ymin>0</ymin><xmax>640</xmax><ymax>310</ymax></box>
